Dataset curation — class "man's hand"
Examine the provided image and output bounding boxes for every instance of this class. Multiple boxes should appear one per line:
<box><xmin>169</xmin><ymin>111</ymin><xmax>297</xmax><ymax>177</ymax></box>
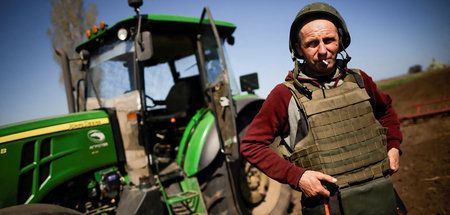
<box><xmin>298</xmin><ymin>170</ymin><xmax>337</xmax><ymax>198</ymax></box>
<box><xmin>388</xmin><ymin>148</ymin><xmax>400</xmax><ymax>174</ymax></box>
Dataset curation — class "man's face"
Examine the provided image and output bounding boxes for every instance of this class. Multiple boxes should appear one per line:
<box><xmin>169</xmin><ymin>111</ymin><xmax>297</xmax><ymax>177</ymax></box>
<box><xmin>295</xmin><ymin>19</ymin><xmax>339</xmax><ymax>78</ymax></box>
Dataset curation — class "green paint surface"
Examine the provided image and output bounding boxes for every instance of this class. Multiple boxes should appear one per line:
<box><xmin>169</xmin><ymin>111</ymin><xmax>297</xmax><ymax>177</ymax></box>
<box><xmin>0</xmin><ymin>111</ymin><xmax>117</xmax><ymax>208</ymax></box>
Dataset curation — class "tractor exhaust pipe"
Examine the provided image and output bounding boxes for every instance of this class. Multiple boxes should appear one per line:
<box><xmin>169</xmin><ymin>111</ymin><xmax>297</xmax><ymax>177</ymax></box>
<box><xmin>54</xmin><ymin>46</ymin><xmax>75</xmax><ymax>113</ymax></box>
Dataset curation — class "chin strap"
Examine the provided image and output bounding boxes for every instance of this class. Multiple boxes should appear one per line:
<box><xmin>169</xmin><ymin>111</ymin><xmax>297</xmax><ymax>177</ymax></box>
<box><xmin>339</xmin><ymin>40</ymin><xmax>352</xmax><ymax>68</ymax></box>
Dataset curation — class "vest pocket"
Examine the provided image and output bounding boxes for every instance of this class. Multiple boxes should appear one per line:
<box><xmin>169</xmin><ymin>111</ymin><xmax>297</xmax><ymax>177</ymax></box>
<box><xmin>339</xmin><ymin>176</ymin><xmax>396</xmax><ymax>215</ymax></box>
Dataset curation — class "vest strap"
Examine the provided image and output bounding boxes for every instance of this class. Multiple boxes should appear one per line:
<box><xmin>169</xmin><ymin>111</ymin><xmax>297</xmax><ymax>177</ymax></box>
<box><xmin>347</xmin><ymin>69</ymin><xmax>365</xmax><ymax>88</ymax></box>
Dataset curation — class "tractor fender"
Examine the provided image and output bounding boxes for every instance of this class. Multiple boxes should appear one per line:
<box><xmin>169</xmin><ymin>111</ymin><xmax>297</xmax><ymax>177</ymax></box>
<box><xmin>234</xmin><ymin>95</ymin><xmax>264</xmax><ymax>114</ymax></box>
<box><xmin>234</xmin><ymin>95</ymin><xmax>265</xmax><ymax>133</ymax></box>
<box><xmin>180</xmin><ymin>96</ymin><xmax>265</xmax><ymax>177</ymax></box>
<box><xmin>197</xmin><ymin>93</ymin><xmax>264</xmax><ymax>174</ymax></box>
<box><xmin>178</xmin><ymin>110</ymin><xmax>219</xmax><ymax>177</ymax></box>
<box><xmin>197</xmin><ymin>122</ymin><xmax>220</xmax><ymax>173</ymax></box>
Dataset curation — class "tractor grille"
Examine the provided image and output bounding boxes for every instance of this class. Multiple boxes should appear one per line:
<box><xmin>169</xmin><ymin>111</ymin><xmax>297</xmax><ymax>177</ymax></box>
<box><xmin>40</xmin><ymin>138</ymin><xmax>51</xmax><ymax>158</ymax></box>
<box><xmin>17</xmin><ymin>168</ymin><xmax>33</xmax><ymax>204</ymax></box>
<box><xmin>20</xmin><ymin>141</ymin><xmax>34</xmax><ymax>169</ymax></box>
<box><xmin>18</xmin><ymin>138</ymin><xmax>52</xmax><ymax>204</ymax></box>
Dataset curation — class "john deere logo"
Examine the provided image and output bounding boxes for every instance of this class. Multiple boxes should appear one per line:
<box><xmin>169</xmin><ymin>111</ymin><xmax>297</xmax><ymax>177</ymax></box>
<box><xmin>87</xmin><ymin>130</ymin><xmax>106</xmax><ymax>143</ymax></box>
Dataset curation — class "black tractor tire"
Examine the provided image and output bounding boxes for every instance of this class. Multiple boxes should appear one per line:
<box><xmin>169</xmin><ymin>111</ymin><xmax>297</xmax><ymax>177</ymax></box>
<box><xmin>198</xmin><ymin>108</ymin><xmax>291</xmax><ymax>215</ymax></box>
<box><xmin>198</xmin><ymin>152</ymin><xmax>241</xmax><ymax>215</ymax></box>
<box><xmin>236</xmin><ymin>125</ymin><xmax>292</xmax><ymax>215</ymax></box>
<box><xmin>0</xmin><ymin>204</ymin><xmax>83</xmax><ymax>215</ymax></box>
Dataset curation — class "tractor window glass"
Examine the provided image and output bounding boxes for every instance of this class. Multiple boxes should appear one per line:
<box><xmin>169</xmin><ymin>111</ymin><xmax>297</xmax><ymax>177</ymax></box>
<box><xmin>175</xmin><ymin>54</ymin><xmax>199</xmax><ymax>79</ymax></box>
<box><xmin>144</xmin><ymin>63</ymin><xmax>174</xmax><ymax>103</ymax></box>
<box><xmin>221</xmin><ymin>46</ymin><xmax>240</xmax><ymax>95</ymax></box>
<box><xmin>87</xmin><ymin>40</ymin><xmax>135</xmax><ymax>99</ymax></box>
<box><xmin>199</xmin><ymin>17</ymin><xmax>224</xmax><ymax>84</ymax></box>
<box><xmin>204</xmin><ymin>47</ymin><xmax>222</xmax><ymax>83</ymax></box>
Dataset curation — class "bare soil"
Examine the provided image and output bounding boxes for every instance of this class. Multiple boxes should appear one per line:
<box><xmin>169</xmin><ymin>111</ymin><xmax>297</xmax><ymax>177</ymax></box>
<box><xmin>387</xmin><ymin>68</ymin><xmax>450</xmax><ymax>215</ymax></box>
<box><xmin>288</xmin><ymin>68</ymin><xmax>450</xmax><ymax>215</ymax></box>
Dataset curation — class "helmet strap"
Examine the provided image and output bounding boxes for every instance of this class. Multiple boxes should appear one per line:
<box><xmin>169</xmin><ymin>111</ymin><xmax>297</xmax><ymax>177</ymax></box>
<box><xmin>293</xmin><ymin>59</ymin><xmax>300</xmax><ymax>79</ymax></box>
<box><xmin>292</xmin><ymin>59</ymin><xmax>313</xmax><ymax>99</ymax></box>
<box><xmin>291</xmin><ymin>49</ymin><xmax>296</xmax><ymax>61</ymax></box>
<box><xmin>339</xmin><ymin>40</ymin><xmax>352</xmax><ymax>67</ymax></box>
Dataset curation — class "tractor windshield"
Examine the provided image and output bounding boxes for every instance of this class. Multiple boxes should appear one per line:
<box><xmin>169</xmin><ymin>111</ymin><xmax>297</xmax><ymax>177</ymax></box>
<box><xmin>86</xmin><ymin>37</ymin><xmax>202</xmax><ymax>110</ymax></box>
<box><xmin>86</xmin><ymin>29</ymin><xmax>239</xmax><ymax>109</ymax></box>
<box><xmin>86</xmin><ymin>39</ymin><xmax>200</xmax><ymax>99</ymax></box>
<box><xmin>87</xmin><ymin>39</ymin><xmax>135</xmax><ymax>99</ymax></box>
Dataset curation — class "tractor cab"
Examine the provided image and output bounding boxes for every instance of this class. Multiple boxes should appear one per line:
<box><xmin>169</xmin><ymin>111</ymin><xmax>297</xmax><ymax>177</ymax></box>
<box><xmin>74</xmin><ymin>8</ymin><xmax>240</xmax><ymax>185</ymax></box>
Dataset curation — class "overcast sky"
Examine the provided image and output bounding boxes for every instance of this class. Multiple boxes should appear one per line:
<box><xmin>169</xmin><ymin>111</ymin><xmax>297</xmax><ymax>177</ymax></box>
<box><xmin>0</xmin><ymin>0</ymin><xmax>449</xmax><ymax>126</ymax></box>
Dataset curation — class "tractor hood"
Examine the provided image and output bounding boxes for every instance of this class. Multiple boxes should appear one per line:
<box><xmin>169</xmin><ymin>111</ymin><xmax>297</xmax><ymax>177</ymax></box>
<box><xmin>0</xmin><ymin>111</ymin><xmax>109</xmax><ymax>144</ymax></box>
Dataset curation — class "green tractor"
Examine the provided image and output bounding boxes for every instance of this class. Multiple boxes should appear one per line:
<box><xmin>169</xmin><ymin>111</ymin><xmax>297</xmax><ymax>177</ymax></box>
<box><xmin>0</xmin><ymin>1</ymin><xmax>291</xmax><ymax>214</ymax></box>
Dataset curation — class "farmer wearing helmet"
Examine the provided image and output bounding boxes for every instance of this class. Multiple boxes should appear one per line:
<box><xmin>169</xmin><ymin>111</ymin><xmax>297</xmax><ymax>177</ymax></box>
<box><xmin>241</xmin><ymin>2</ymin><xmax>405</xmax><ymax>214</ymax></box>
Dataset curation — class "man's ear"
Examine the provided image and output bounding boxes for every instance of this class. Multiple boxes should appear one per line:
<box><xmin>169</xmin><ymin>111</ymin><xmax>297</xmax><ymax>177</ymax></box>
<box><xmin>295</xmin><ymin>42</ymin><xmax>303</xmax><ymax>58</ymax></box>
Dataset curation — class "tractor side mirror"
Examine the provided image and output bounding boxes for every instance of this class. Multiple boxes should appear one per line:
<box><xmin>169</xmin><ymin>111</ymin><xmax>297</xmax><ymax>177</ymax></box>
<box><xmin>137</xmin><ymin>31</ymin><xmax>153</xmax><ymax>61</ymax></box>
<box><xmin>240</xmin><ymin>73</ymin><xmax>259</xmax><ymax>94</ymax></box>
<box><xmin>128</xmin><ymin>0</ymin><xmax>143</xmax><ymax>9</ymax></box>
<box><xmin>226</xmin><ymin>36</ymin><xmax>235</xmax><ymax>45</ymax></box>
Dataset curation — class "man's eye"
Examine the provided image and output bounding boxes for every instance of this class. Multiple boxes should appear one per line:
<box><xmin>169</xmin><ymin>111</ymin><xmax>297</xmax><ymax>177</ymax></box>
<box><xmin>324</xmin><ymin>38</ymin><xmax>336</xmax><ymax>44</ymax></box>
<box><xmin>307</xmin><ymin>41</ymin><xmax>318</xmax><ymax>47</ymax></box>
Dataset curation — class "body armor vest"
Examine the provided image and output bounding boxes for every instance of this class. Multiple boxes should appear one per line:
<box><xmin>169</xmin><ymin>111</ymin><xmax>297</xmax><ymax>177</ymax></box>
<box><xmin>282</xmin><ymin>70</ymin><xmax>390</xmax><ymax>188</ymax></box>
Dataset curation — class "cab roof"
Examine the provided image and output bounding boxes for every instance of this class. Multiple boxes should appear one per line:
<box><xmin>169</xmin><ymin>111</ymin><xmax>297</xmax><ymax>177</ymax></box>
<box><xmin>75</xmin><ymin>14</ymin><xmax>236</xmax><ymax>53</ymax></box>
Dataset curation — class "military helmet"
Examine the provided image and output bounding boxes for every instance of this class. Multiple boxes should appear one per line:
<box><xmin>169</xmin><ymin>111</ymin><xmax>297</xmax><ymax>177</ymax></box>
<box><xmin>289</xmin><ymin>2</ymin><xmax>351</xmax><ymax>59</ymax></box>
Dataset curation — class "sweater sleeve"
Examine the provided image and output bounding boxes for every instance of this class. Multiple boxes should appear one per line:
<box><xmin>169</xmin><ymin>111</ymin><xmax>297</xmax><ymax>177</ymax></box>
<box><xmin>360</xmin><ymin>71</ymin><xmax>403</xmax><ymax>150</ymax></box>
<box><xmin>240</xmin><ymin>84</ymin><xmax>306</xmax><ymax>189</ymax></box>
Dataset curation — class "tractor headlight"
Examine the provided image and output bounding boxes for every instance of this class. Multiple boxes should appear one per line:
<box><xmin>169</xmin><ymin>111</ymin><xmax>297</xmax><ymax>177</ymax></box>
<box><xmin>117</xmin><ymin>28</ymin><xmax>128</xmax><ymax>41</ymax></box>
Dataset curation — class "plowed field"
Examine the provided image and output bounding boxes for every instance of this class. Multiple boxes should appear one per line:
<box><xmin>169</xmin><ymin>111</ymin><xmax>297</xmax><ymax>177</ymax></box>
<box><xmin>387</xmin><ymin>68</ymin><xmax>450</xmax><ymax>215</ymax></box>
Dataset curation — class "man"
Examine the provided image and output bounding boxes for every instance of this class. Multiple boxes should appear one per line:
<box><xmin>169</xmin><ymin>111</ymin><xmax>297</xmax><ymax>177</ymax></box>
<box><xmin>240</xmin><ymin>2</ymin><xmax>404</xmax><ymax>214</ymax></box>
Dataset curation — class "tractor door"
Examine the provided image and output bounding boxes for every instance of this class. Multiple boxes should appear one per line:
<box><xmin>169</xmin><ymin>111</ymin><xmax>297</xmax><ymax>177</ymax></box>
<box><xmin>197</xmin><ymin>7</ymin><xmax>239</xmax><ymax>161</ymax></box>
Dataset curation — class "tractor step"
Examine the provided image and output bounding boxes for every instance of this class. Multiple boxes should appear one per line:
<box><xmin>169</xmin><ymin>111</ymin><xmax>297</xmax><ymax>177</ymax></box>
<box><xmin>166</xmin><ymin>190</ymin><xmax>199</xmax><ymax>205</ymax></box>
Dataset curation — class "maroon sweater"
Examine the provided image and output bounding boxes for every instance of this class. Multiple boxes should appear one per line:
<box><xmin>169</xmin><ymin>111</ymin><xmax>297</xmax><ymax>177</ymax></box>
<box><xmin>240</xmin><ymin>69</ymin><xmax>402</xmax><ymax>189</ymax></box>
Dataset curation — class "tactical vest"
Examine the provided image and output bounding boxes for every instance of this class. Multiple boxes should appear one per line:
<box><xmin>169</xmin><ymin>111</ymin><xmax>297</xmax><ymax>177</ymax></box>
<box><xmin>282</xmin><ymin>70</ymin><xmax>390</xmax><ymax>188</ymax></box>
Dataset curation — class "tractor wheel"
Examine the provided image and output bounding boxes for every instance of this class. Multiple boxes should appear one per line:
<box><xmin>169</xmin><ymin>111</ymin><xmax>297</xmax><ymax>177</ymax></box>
<box><xmin>198</xmin><ymin>110</ymin><xmax>291</xmax><ymax>215</ymax></box>
<box><xmin>0</xmin><ymin>204</ymin><xmax>82</xmax><ymax>215</ymax></box>
<box><xmin>237</xmin><ymin>125</ymin><xmax>292</xmax><ymax>215</ymax></box>
<box><xmin>198</xmin><ymin>152</ymin><xmax>241</xmax><ymax>215</ymax></box>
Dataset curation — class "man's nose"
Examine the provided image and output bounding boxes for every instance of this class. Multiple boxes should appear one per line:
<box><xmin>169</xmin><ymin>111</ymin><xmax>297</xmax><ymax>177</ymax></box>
<box><xmin>318</xmin><ymin>41</ymin><xmax>327</xmax><ymax>55</ymax></box>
